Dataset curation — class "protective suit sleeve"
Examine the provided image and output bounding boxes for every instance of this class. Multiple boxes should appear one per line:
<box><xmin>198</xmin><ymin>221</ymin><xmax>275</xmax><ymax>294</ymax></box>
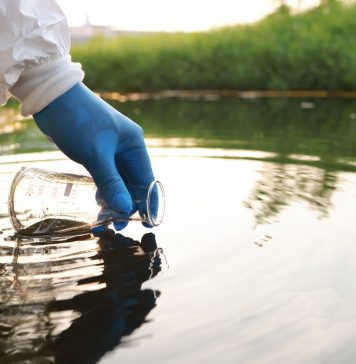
<box><xmin>0</xmin><ymin>0</ymin><xmax>84</xmax><ymax>116</ymax></box>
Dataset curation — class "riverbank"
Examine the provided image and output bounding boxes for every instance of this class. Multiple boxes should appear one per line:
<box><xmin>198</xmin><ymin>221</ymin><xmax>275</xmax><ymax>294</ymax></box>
<box><xmin>72</xmin><ymin>1</ymin><xmax>356</xmax><ymax>92</ymax></box>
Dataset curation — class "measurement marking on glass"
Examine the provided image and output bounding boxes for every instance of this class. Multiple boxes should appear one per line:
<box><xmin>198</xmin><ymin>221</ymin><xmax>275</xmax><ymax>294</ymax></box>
<box><xmin>64</xmin><ymin>183</ymin><xmax>73</xmax><ymax>197</ymax></box>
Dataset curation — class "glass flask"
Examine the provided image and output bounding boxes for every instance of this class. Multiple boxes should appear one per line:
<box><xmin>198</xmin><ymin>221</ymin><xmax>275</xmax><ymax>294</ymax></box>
<box><xmin>8</xmin><ymin>167</ymin><xmax>165</xmax><ymax>234</ymax></box>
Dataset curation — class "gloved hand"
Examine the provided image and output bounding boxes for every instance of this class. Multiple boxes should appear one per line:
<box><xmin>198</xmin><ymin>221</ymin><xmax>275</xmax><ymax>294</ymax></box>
<box><xmin>33</xmin><ymin>82</ymin><xmax>155</xmax><ymax>231</ymax></box>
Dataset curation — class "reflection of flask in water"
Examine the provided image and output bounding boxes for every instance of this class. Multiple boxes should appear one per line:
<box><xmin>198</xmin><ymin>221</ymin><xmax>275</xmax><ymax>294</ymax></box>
<box><xmin>8</xmin><ymin>167</ymin><xmax>165</xmax><ymax>234</ymax></box>
<box><xmin>0</xmin><ymin>230</ymin><xmax>166</xmax><ymax>363</ymax></box>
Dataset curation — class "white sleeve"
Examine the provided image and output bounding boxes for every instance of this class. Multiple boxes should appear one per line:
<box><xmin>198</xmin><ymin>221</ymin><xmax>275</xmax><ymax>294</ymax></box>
<box><xmin>0</xmin><ymin>0</ymin><xmax>84</xmax><ymax>116</ymax></box>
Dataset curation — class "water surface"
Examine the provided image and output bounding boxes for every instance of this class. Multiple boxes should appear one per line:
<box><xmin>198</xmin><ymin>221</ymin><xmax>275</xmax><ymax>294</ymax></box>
<box><xmin>1</xmin><ymin>97</ymin><xmax>356</xmax><ymax>363</ymax></box>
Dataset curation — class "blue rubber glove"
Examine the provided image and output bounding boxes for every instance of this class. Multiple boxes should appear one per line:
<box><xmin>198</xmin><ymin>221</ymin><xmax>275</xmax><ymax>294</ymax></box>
<box><xmin>33</xmin><ymin>82</ymin><xmax>155</xmax><ymax>231</ymax></box>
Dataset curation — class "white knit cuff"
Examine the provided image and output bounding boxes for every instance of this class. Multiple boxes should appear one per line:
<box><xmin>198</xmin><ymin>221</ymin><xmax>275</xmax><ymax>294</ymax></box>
<box><xmin>9</xmin><ymin>55</ymin><xmax>84</xmax><ymax>116</ymax></box>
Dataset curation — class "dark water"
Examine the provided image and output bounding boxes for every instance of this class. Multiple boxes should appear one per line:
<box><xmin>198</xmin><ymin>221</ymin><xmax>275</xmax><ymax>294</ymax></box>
<box><xmin>1</xmin><ymin>97</ymin><xmax>356</xmax><ymax>363</ymax></box>
<box><xmin>0</xmin><ymin>226</ymin><xmax>166</xmax><ymax>364</ymax></box>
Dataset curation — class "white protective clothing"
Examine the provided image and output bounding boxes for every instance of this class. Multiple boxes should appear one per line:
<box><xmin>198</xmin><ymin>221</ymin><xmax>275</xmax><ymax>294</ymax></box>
<box><xmin>0</xmin><ymin>0</ymin><xmax>84</xmax><ymax>116</ymax></box>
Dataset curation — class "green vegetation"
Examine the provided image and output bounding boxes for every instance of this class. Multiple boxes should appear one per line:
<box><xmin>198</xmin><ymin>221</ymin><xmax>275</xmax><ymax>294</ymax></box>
<box><xmin>71</xmin><ymin>1</ymin><xmax>356</xmax><ymax>92</ymax></box>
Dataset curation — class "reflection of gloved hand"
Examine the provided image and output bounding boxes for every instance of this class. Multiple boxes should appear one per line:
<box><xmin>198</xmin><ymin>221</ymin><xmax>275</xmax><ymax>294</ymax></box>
<box><xmin>33</xmin><ymin>82</ymin><xmax>155</xmax><ymax>230</ymax></box>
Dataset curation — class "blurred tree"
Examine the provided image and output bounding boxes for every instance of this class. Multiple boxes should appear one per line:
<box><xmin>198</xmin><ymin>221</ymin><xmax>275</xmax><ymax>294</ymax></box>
<box><xmin>274</xmin><ymin>0</ymin><xmax>291</xmax><ymax>14</ymax></box>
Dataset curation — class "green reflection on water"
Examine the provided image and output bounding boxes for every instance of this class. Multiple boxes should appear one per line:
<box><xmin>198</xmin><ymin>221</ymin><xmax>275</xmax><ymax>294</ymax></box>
<box><xmin>1</xmin><ymin>98</ymin><xmax>356</xmax><ymax>170</ymax></box>
<box><xmin>243</xmin><ymin>163</ymin><xmax>337</xmax><ymax>226</ymax></box>
<box><xmin>115</xmin><ymin>98</ymin><xmax>356</xmax><ymax>169</ymax></box>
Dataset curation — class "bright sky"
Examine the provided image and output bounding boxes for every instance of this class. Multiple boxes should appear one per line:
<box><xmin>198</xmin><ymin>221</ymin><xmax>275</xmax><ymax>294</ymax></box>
<box><xmin>56</xmin><ymin>0</ymin><xmax>321</xmax><ymax>32</ymax></box>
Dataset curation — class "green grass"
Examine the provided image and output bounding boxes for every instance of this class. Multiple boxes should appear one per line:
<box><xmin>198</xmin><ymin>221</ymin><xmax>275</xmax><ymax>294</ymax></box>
<box><xmin>71</xmin><ymin>1</ymin><xmax>356</xmax><ymax>92</ymax></box>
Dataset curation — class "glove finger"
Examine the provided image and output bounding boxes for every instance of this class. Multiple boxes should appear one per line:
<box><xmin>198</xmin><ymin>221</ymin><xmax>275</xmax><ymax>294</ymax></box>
<box><xmin>86</xmin><ymin>157</ymin><xmax>133</xmax><ymax>217</ymax></box>
<box><xmin>117</xmin><ymin>142</ymin><xmax>155</xmax><ymax>188</ymax></box>
<box><xmin>91</xmin><ymin>224</ymin><xmax>110</xmax><ymax>236</ymax></box>
<box><xmin>116</xmin><ymin>145</ymin><xmax>157</xmax><ymax>223</ymax></box>
<box><xmin>95</xmin><ymin>192</ymin><xmax>129</xmax><ymax>231</ymax></box>
<box><xmin>113</xmin><ymin>220</ymin><xmax>129</xmax><ymax>231</ymax></box>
